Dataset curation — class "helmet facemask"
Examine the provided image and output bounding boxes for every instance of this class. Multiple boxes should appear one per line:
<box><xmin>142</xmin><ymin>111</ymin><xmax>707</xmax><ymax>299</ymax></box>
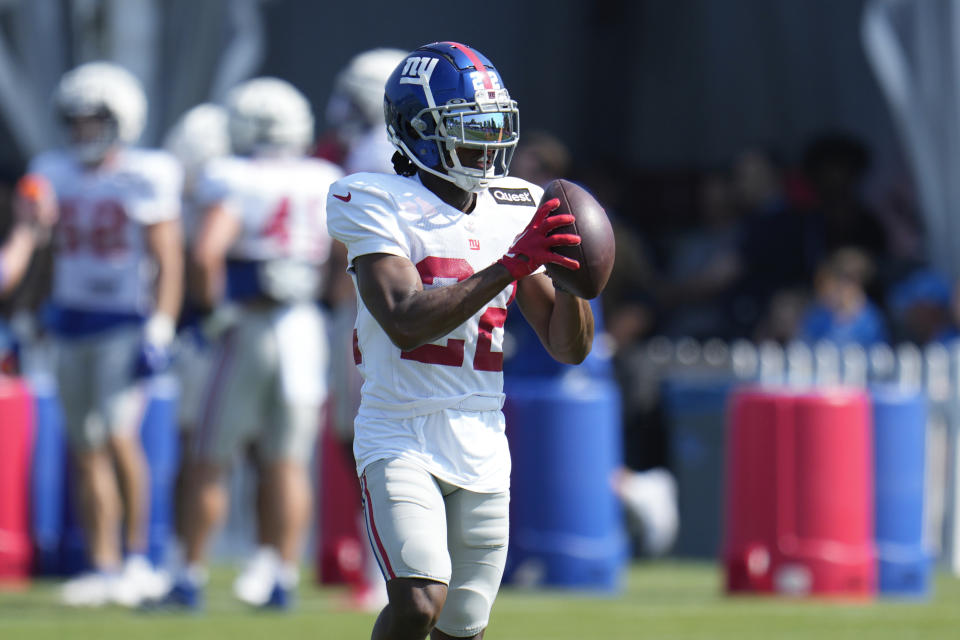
<box><xmin>62</xmin><ymin>109</ymin><xmax>120</xmax><ymax>165</ymax></box>
<box><xmin>387</xmin><ymin>62</ymin><xmax>520</xmax><ymax>193</ymax></box>
<box><xmin>430</xmin><ymin>101</ymin><xmax>519</xmax><ymax>192</ymax></box>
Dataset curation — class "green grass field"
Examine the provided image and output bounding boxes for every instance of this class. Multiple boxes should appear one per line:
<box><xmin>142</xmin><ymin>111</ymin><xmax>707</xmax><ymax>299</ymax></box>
<box><xmin>1</xmin><ymin>562</ymin><xmax>958</xmax><ymax>639</ymax></box>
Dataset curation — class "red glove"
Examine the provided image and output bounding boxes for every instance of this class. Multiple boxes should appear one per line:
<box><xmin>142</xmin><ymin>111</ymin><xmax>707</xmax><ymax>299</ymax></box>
<box><xmin>497</xmin><ymin>198</ymin><xmax>581</xmax><ymax>280</ymax></box>
<box><xmin>13</xmin><ymin>173</ymin><xmax>58</xmax><ymax>243</ymax></box>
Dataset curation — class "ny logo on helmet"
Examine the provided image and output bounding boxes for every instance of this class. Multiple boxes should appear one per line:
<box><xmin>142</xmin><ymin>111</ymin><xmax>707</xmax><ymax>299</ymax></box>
<box><xmin>399</xmin><ymin>57</ymin><xmax>439</xmax><ymax>85</ymax></box>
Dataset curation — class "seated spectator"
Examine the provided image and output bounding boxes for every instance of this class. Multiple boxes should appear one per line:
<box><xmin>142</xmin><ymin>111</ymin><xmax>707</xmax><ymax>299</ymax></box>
<box><xmin>798</xmin><ymin>247</ymin><xmax>889</xmax><ymax>347</ymax></box>
<box><xmin>887</xmin><ymin>268</ymin><xmax>957</xmax><ymax>345</ymax></box>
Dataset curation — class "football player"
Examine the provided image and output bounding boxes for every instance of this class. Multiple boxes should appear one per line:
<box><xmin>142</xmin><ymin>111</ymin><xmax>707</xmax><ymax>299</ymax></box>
<box><xmin>327</xmin><ymin>42</ymin><xmax>594</xmax><ymax>640</ymax></box>
<box><xmin>27</xmin><ymin>61</ymin><xmax>184</xmax><ymax>607</ymax></box>
<box><xmin>163</xmin><ymin>103</ymin><xmax>230</xmax><ymax>242</ymax></box>
<box><xmin>158</xmin><ymin>77</ymin><xmax>345</xmax><ymax>609</ymax></box>
<box><xmin>161</xmin><ymin>102</ymin><xmax>229</xmax><ymax>563</ymax></box>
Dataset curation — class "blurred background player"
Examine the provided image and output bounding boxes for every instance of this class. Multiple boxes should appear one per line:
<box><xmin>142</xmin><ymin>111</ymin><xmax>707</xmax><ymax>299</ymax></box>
<box><xmin>317</xmin><ymin>47</ymin><xmax>409</xmax><ymax>175</ymax></box>
<box><xmin>158</xmin><ymin>77</ymin><xmax>345</xmax><ymax>609</ymax></box>
<box><xmin>27</xmin><ymin>61</ymin><xmax>184</xmax><ymax>607</ymax></box>
<box><xmin>161</xmin><ymin>102</ymin><xmax>230</xmax><ymax>567</ymax></box>
<box><xmin>316</xmin><ymin>46</ymin><xmax>407</xmax><ymax>612</ymax></box>
<box><xmin>163</xmin><ymin>103</ymin><xmax>231</xmax><ymax>245</ymax></box>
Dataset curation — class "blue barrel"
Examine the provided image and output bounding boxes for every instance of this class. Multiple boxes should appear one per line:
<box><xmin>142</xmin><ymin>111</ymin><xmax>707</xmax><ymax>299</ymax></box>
<box><xmin>662</xmin><ymin>376</ymin><xmax>735</xmax><ymax>558</ymax></box>
<box><xmin>140</xmin><ymin>375</ymin><xmax>180</xmax><ymax>567</ymax></box>
<box><xmin>29</xmin><ymin>374</ymin><xmax>89</xmax><ymax>576</ymax></box>
<box><xmin>29</xmin><ymin>374</ymin><xmax>66</xmax><ymax>575</ymax></box>
<box><xmin>502</xmin><ymin>373</ymin><xmax>627</xmax><ymax>591</ymax></box>
<box><xmin>870</xmin><ymin>385</ymin><xmax>931</xmax><ymax>596</ymax></box>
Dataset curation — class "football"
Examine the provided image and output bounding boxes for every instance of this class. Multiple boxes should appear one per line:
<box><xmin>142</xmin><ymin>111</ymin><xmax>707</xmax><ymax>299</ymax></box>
<box><xmin>542</xmin><ymin>179</ymin><xmax>615</xmax><ymax>299</ymax></box>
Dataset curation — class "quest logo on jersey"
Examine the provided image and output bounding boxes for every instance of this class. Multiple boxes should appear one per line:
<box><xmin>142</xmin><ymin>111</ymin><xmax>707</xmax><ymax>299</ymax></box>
<box><xmin>489</xmin><ymin>187</ymin><xmax>535</xmax><ymax>206</ymax></box>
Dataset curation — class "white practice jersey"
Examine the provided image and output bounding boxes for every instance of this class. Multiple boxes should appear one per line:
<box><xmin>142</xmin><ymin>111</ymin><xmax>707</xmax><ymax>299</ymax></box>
<box><xmin>327</xmin><ymin>171</ymin><xmax>544</xmax><ymax>488</ymax></box>
<box><xmin>29</xmin><ymin>148</ymin><xmax>182</xmax><ymax>316</ymax></box>
<box><xmin>196</xmin><ymin>155</ymin><xmax>343</xmax><ymax>265</ymax></box>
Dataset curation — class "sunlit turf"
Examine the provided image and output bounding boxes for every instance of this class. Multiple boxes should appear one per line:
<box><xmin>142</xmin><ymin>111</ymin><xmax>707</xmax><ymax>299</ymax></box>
<box><xmin>1</xmin><ymin>561</ymin><xmax>958</xmax><ymax>639</ymax></box>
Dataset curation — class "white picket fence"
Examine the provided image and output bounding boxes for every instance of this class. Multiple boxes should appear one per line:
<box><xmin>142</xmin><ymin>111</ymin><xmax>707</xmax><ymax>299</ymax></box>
<box><xmin>631</xmin><ymin>336</ymin><xmax>960</xmax><ymax>575</ymax></box>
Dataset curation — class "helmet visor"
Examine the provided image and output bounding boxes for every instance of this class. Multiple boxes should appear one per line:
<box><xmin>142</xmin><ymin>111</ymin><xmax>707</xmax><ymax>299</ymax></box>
<box><xmin>443</xmin><ymin>110</ymin><xmax>517</xmax><ymax>146</ymax></box>
<box><xmin>61</xmin><ymin>112</ymin><xmax>119</xmax><ymax>164</ymax></box>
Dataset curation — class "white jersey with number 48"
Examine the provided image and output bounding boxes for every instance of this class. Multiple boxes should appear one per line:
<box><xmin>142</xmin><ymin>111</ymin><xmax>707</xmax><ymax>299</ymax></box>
<box><xmin>29</xmin><ymin>148</ymin><xmax>182</xmax><ymax>316</ymax></box>
<box><xmin>196</xmin><ymin>156</ymin><xmax>344</xmax><ymax>265</ymax></box>
<box><xmin>327</xmin><ymin>171</ymin><xmax>544</xmax><ymax>489</ymax></box>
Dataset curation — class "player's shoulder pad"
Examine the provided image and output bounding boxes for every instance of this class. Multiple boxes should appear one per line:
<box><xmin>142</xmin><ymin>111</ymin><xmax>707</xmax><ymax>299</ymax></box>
<box><xmin>326</xmin><ymin>172</ymin><xmax>415</xmax><ymax>247</ymax></box>
<box><xmin>328</xmin><ymin>171</ymin><xmax>411</xmax><ymax>207</ymax></box>
<box><xmin>294</xmin><ymin>156</ymin><xmax>345</xmax><ymax>187</ymax></box>
<box><xmin>199</xmin><ymin>155</ymin><xmax>247</xmax><ymax>181</ymax></box>
<box><xmin>196</xmin><ymin>155</ymin><xmax>257</xmax><ymax>198</ymax></box>
<box><xmin>303</xmin><ymin>155</ymin><xmax>346</xmax><ymax>177</ymax></box>
<box><xmin>122</xmin><ymin>147</ymin><xmax>183</xmax><ymax>178</ymax></box>
<box><xmin>118</xmin><ymin>148</ymin><xmax>184</xmax><ymax>195</ymax></box>
<box><xmin>485</xmin><ymin>175</ymin><xmax>544</xmax><ymax>208</ymax></box>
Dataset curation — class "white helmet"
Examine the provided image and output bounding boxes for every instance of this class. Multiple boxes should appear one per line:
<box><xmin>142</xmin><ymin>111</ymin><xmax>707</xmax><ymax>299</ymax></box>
<box><xmin>328</xmin><ymin>48</ymin><xmax>409</xmax><ymax>130</ymax></box>
<box><xmin>163</xmin><ymin>103</ymin><xmax>230</xmax><ymax>179</ymax></box>
<box><xmin>225</xmin><ymin>77</ymin><xmax>314</xmax><ymax>156</ymax></box>
<box><xmin>55</xmin><ymin>61</ymin><xmax>147</xmax><ymax>163</ymax></box>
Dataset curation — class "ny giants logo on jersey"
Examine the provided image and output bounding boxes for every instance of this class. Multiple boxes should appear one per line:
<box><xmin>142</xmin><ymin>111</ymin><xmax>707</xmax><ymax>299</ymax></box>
<box><xmin>399</xmin><ymin>56</ymin><xmax>440</xmax><ymax>84</ymax></box>
<box><xmin>489</xmin><ymin>187</ymin><xmax>535</xmax><ymax>206</ymax></box>
<box><xmin>469</xmin><ymin>239</ymin><xmax>480</xmax><ymax>251</ymax></box>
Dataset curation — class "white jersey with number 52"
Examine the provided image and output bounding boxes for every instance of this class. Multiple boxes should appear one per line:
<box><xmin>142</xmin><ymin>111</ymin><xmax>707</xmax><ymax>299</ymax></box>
<box><xmin>29</xmin><ymin>148</ymin><xmax>182</xmax><ymax>315</ymax></box>
<box><xmin>327</xmin><ymin>171</ymin><xmax>544</xmax><ymax>487</ymax></box>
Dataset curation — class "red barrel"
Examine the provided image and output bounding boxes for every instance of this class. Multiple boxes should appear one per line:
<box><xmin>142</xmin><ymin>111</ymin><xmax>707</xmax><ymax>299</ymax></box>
<box><xmin>0</xmin><ymin>377</ymin><xmax>34</xmax><ymax>585</ymax></box>
<box><xmin>724</xmin><ymin>387</ymin><xmax>875</xmax><ymax>598</ymax></box>
<box><xmin>315</xmin><ymin>410</ymin><xmax>365</xmax><ymax>586</ymax></box>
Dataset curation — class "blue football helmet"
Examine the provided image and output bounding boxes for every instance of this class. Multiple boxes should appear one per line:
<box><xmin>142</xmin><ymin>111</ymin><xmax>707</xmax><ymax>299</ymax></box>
<box><xmin>384</xmin><ymin>42</ymin><xmax>519</xmax><ymax>192</ymax></box>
